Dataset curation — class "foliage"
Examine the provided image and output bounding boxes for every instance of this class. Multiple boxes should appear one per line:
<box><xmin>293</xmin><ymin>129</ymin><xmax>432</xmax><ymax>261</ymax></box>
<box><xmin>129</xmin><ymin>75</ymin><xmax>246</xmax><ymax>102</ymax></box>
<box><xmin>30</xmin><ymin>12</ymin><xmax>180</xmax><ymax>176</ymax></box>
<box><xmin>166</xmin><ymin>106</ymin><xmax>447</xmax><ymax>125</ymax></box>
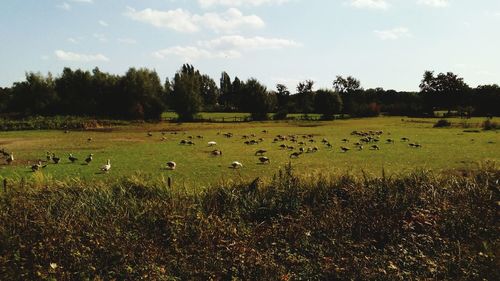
<box><xmin>482</xmin><ymin>119</ymin><xmax>498</xmax><ymax>130</ymax></box>
<box><xmin>170</xmin><ymin>64</ymin><xmax>203</xmax><ymax>121</ymax></box>
<box><xmin>314</xmin><ymin>89</ymin><xmax>342</xmax><ymax>119</ymax></box>
<box><xmin>0</xmin><ymin>116</ymin><xmax>128</xmax><ymax>131</ymax></box>
<box><xmin>118</xmin><ymin>68</ymin><xmax>166</xmax><ymax>120</ymax></box>
<box><xmin>9</xmin><ymin>72</ymin><xmax>59</xmax><ymax>116</ymax></box>
<box><xmin>333</xmin><ymin>75</ymin><xmax>362</xmax><ymax>93</ymax></box>
<box><xmin>0</xmin><ymin>166</ymin><xmax>498</xmax><ymax>280</ymax></box>
<box><xmin>419</xmin><ymin>71</ymin><xmax>471</xmax><ymax>113</ymax></box>
<box><xmin>296</xmin><ymin>80</ymin><xmax>315</xmax><ymax>114</ymax></box>
<box><xmin>240</xmin><ymin>78</ymin><xmax>275</xmax><ymax>120</ymax></box>
<box><xmin>433</xmin><ymin>119</ymin><xmax>452</xmax><ymax>128</ymax></box>
<box><xmin>1</xmin><ymin>66</ymin><xmax>499</xmax><ymax>120</ymax></box>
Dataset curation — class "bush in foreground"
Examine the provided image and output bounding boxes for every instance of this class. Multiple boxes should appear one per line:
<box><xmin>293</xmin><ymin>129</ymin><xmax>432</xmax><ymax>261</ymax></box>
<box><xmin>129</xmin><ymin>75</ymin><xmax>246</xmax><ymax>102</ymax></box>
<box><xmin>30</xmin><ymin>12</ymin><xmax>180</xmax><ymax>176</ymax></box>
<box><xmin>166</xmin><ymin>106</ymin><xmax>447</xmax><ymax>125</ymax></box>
<box><xmin>0</xmin><ymin>165</ymin><xmax>498</xmax><ymax>280</ymax></box>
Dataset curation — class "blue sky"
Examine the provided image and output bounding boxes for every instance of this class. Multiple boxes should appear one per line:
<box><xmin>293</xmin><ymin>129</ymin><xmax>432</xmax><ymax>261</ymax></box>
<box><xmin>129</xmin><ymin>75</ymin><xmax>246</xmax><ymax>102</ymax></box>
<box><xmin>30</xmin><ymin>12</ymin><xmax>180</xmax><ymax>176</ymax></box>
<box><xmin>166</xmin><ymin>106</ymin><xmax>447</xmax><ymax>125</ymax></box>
<box><xmin>1</xmin><ymin>0</ymin><xmax>499</xmax><ymax>91</ymax></box>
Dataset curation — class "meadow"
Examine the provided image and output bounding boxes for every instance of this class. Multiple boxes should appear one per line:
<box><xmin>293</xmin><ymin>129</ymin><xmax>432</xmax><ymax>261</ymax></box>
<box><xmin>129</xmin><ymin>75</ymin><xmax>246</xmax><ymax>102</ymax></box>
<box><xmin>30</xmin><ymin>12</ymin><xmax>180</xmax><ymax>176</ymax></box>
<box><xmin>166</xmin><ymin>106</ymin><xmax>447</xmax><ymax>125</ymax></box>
<box><xmin>0</xmin><ymin>116</ymin><xmax>498</xmax><ymax>190</ymax></box>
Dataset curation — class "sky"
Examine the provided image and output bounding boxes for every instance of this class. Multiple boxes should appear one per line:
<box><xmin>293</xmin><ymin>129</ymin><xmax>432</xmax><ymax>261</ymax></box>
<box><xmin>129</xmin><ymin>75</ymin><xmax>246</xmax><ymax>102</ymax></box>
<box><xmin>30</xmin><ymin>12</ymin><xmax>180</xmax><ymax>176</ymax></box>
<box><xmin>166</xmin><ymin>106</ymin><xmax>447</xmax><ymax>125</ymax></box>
<box><xmin>0</xmin><ymin>0</ymin><xmax>499</xmax><ymax>92</ymax></box>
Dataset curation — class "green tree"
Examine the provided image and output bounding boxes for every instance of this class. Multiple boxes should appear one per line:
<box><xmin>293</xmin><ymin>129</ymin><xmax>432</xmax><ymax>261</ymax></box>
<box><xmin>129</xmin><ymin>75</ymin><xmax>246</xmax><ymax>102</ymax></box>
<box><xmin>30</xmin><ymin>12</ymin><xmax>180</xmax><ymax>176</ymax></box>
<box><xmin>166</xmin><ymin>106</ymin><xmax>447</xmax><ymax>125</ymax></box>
<box><xmin>296</xmin><ymin>80</ymin><xmax>315</xmax><ymax>114</ymax></box>
<box><xmin>55</xmin><ymin>68</ymin><xmax>94</xmax><ymax>115</ymax></box>
<box><xmin>170</xmin><ymin>64</ymin><xmax>203</xmax><ymax>121</ymax></box>
<box><xmin>118</xmin><ymin>68</ymin><xmax>165</xmax><ymax>119</ymax></box>
<box><xmin>10</xmin><ymin>72</ymin><xmax>59</xmax><ymax>115</ymax></box>
<box><xmin>419</xmin><ymin>71</ymin><xmax>471</xmax><ymax>113</ymax></box>
<box><xmin>274</xmin><ymin>83</ymin><xmax>291</xmax><ymax>119</ymax></box>
<box><xmin>232</xmin><ymin>77</ymin><xmax>244</xmax><ymax>111</ymax></box>
<box><xmin>314</xmin><ymin>89</ymin><xmax>342</xmax><ymax>119</ymax></box>
<box><xmin>333</xmin><ymin>75</ymin><xmax>361</xmax><ymax>93</ymax></box>
<box><xmin>241</xmin><ymin>78</ymin><xmax>274</xmax><ymax>120</ymax></box>
<box><xmin>200</xmin><ymin>74</ymin><xmax>220</xmax><ymax>111</ymax></box>
<box><xmin>219</xmin><ymin>71</ymin><xmax>233</xmax><ymax>110</ymax></box>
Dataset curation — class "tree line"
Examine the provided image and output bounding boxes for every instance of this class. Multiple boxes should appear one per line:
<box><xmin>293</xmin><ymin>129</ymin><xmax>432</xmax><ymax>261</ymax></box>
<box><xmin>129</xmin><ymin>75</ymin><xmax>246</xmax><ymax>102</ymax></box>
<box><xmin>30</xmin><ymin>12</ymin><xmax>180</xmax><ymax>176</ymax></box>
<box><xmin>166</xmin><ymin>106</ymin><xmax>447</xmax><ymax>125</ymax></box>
<box><xmin>0</xmin><ymin>64</ymin><xmax>498</xmax><ymax>120</ymax></box>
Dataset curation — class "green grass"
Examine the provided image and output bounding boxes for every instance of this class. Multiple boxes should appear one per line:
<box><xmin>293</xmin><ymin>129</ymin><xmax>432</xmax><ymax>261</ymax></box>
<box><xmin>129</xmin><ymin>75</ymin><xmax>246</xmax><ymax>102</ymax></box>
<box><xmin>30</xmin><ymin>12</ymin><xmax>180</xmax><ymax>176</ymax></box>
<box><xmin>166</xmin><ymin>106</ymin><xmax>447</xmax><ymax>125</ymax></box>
<box><xmin>0</xmin><ymin>116</ymin><xmax>498</xmax><ymax>189</ymax></box>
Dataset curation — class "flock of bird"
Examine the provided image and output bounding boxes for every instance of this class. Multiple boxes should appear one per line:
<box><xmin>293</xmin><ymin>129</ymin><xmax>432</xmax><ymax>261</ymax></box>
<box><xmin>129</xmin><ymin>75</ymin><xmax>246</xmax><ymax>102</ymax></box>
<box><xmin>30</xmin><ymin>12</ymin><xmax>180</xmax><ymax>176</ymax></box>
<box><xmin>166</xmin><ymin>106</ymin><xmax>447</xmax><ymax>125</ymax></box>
<box><xmin>1</xmin><ymin>128</ymin><xmax>421</xmax><ymax>173</ymax></box>
<box><xmin>1</xmin><ymin>148</ymin><xmax>111</xmax><ymax>173</ymax></box>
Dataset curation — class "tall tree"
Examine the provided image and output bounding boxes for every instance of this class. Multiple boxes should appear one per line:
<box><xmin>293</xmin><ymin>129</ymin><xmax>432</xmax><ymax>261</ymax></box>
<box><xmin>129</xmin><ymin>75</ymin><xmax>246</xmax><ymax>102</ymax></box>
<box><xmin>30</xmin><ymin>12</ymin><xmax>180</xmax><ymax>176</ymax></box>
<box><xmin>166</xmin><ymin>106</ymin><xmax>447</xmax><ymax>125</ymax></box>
<box><xmin>333</xmin><ymin>75</ymin><xmax>361</xmax><ymax>93</ymax></box>
<box><xmin>219</xmin><ymin>71</ymin><xmax>232</xmax><ymax>110</ymax></box>
<box><xmin>241</xmin><ymin>78</ymin><xmax>275</xmax><ymax>120</ymax></box>
<box><xmin>296</xmin><ymin>80</ymin><xmax>315</xmax><ymax>114</ymax></box>
<box><xmin>232</xmin><ymin>77</ymin><xmax>244</xmax><ymax>111</ymax></box>
<box><xmin>419</xmin><ymin>71</ymin><xmax>470</xmax><ymax>112</ymax></box>
<box><xmin>200</xmin><ymin>74</ymin><xmax>220</xmax><ymax>111</ymax></box>
<box><xmin>170</xmin><ymin>64</ymin><xmax>203</xmax><ymax>121</ymax></box>
<box><xmin>10</xmin><ymin>72</ymin><xmax>59</xmax><ymax>115</ymax></box>
<box><xmin>55</xmin><ymin>68</ymin><xmax>94</xmax><ymax>115</ymax></box>
<box><xmin>314</xmin><ymin>89</ymin><xmax>342</xmax><ymax>119</ymax></box>
<box><xmin>118</xmin><ymin>68</ymin><xmax>165</xmax><ymax>119</ymax></box>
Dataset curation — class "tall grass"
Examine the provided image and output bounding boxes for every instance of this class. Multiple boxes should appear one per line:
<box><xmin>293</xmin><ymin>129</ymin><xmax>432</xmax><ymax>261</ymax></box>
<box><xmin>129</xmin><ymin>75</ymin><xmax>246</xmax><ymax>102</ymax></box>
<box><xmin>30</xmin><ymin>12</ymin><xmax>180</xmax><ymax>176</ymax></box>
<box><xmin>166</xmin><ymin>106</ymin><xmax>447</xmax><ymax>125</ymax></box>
<box><xmin>0</xmin><ymin>164</ymin><xmax>498</xmax><ymax>280</ymax></box>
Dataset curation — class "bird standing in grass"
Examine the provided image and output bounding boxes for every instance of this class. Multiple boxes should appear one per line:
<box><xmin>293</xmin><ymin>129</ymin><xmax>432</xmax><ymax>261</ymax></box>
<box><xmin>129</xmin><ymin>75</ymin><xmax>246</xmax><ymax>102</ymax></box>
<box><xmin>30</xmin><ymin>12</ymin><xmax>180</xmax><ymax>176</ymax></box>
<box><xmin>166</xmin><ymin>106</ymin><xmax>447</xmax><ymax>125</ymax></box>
<box><xmin>52</xmin><ymin>153</ymin><xmax>60</xmax><ymax>164</ymax></box>
<box><xmin>341</xmin><ymin>146</ymin><xmax>350</xmax><ymax>153</ymax></box>
<box><xmin>231</xmin><ymin>161</ymin><xmax>243</xmax><ymax>169</ymax></box>
<box><xmin>6</xmin><ymin>153</ymin><xmax>14</xmax><ymax>165</ymax></box>
<box><xmin>211</xmin><ymin>149</ymin><xmax>222</xmax><ymax>156</ymax></box>
<box><xmin>85</xmin><ymin>154</ymin><xmax>93</xmax><ymax>164</ymax></box>
<box><xmin>69</xmin><ymin>154</ymin><xmax>78</xmax><ymax>163</ymax></box>
<box><xmin>31</xmin><ymin>160</ymin><xmax>46</xmax><ymax>172</ymax></box>
<box><xmin>101</xmin><ymin>159</ymin><xmax>111</xmax><ymax>172</ymax></box>
<box><xmin>255</xmin><ymin>149</ymin><xmax>267</xmax><ymax>156</ymax></box>
<box><xmin>258</xmin><ymin>156</ymin><xmax>270</xmax><ymax>164</ymax></box>
<box><xmin>166</xmin><ymin>161</ymin><xmax>177</xmax><ymax>170</ymax></box>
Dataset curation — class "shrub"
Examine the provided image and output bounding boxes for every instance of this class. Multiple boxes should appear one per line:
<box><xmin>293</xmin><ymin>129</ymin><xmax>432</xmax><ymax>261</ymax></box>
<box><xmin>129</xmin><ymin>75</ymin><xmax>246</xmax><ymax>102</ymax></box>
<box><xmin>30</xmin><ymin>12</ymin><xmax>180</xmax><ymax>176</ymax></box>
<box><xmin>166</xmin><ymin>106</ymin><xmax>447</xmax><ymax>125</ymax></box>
<box><xmin>433</xmin><ymin>119</ymin><xmax>452</xmax><ymax>128</ymax></box>
<box><xmin>273</xmin><ymin>109</ymin><xmax>288</xmax><ymax>120</ymax></box>
<box><xmin>482</xmin><ymin>119</ymin><xmax>498</xmax><ymax>130</ymax></box>
<box><xmin>0</xmin><ymin>166</ymin><xmax>498</xmax><ymax>280</ymax></box>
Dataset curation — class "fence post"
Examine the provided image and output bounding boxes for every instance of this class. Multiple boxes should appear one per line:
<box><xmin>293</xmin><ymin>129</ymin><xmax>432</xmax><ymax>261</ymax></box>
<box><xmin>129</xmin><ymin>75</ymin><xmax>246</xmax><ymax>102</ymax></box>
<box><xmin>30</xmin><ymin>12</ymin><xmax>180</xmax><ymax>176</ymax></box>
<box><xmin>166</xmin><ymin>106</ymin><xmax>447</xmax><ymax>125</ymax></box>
<box><xmin>167</xmin><ymin>177</ymin><xmax>172</xmax><ymax>189</ymax></box>
<box><xmin>3</xmin><ymin>178</ymin><xmax>6</xmax><ymax>193</ymax></box>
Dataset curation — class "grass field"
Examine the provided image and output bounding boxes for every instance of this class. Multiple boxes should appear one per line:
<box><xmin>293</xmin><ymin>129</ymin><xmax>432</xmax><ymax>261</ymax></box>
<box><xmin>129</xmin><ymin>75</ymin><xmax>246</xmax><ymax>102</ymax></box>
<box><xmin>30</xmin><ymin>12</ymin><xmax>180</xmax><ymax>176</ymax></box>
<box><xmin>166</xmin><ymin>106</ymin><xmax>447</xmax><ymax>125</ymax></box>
<box><xmin>0</xmin><ymin>116</ymin><xmax>498</xmax><ymax>189</ymax></box>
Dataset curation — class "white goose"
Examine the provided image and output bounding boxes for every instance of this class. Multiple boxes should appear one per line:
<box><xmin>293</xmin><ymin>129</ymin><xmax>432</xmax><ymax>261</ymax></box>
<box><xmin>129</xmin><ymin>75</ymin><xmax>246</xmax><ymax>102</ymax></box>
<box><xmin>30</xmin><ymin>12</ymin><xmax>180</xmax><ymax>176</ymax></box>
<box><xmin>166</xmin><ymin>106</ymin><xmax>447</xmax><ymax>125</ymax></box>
<box><xmin>231</xmin><ymin>161</ymin><xmax>243</xmax><ymax>169</ymax></box>
<box><xmin>101</xmin><ymin>159</ymin><xmax>111</xmax><ymax>172</ymax></box>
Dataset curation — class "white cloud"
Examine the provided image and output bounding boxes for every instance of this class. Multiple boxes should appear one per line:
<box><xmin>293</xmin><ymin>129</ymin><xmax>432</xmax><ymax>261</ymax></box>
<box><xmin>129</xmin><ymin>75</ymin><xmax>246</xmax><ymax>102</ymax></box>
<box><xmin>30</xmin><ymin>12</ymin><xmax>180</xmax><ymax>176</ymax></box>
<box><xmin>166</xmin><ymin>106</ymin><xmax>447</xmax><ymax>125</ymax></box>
<box><xmin>98</xmin><ymin>20</ymin><xmax>108</xmax><ymax>27</ymax></box>
<box><xmin>93</xmin><ymin>33</ymin><xmax>108</xmax><ymax>42</ymax></box>
<box><xmin>350</xmin><ymin>0</ymin><xmax>389</xmax><ymax>10</ymax></box>
<box><xmin>374</xmin><ymin>27</ymin><xmax>411</xmax><ymax>40</ymax></box>
<box><xmin>153</xmin><ymin>46</ymin><xmax>241</xmax><ymax>61</ymax></box>
<box><xmin>55</xmin><ymin>50</ymin><xmax>109</xmax><ymax>62</ymax></box>
<box><xmin>117</xmin><ymin>38</ymin><xmax>137</xmax><ymax>44</ymax></box>
<box><xmin>154</xmin><ymin>35</ymin><xmax>301</xmax><ymax>61</ymax></box>
<box><xmin>417</xmin><ymin>0</ymin><xmax>449</xmax><ymax>8</ymax></box>
<box><xmin>198</xmin><ymin>35</ymin><xmax>301</xmax><ymax>50</ymax></box>
<box><xmin>70</xmin><ymin>0</ymin><xmax>93</xmax><ymax>3</ymax></box>
<box><xmin>124</xmin><ymin>7</ymin><xmax>264</xmax><ymax>33</ymax></box>
<box><xmin>57</xmin><ymin>2</ymin><xmax>71</xmax><ymax>10</ymax></box>
<box><xmin>198</xmin><ymin>0</ymin><xmax>290</xmax><ymax>8</ymax></box>
<box><xmin>67</xmin><ymin>37</ymin><xmax>78</xmax><ymax>44</ymax></box>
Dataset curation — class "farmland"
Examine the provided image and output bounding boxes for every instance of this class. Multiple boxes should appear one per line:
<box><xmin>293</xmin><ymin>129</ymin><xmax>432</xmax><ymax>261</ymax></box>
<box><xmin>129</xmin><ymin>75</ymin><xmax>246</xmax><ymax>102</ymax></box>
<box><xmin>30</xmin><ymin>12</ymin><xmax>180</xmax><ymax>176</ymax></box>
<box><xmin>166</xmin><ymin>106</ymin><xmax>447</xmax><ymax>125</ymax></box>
<box><xmin>0</xmin><ymin>116</ymin><xmax>498</xmax><ymax>189</ymax></box>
